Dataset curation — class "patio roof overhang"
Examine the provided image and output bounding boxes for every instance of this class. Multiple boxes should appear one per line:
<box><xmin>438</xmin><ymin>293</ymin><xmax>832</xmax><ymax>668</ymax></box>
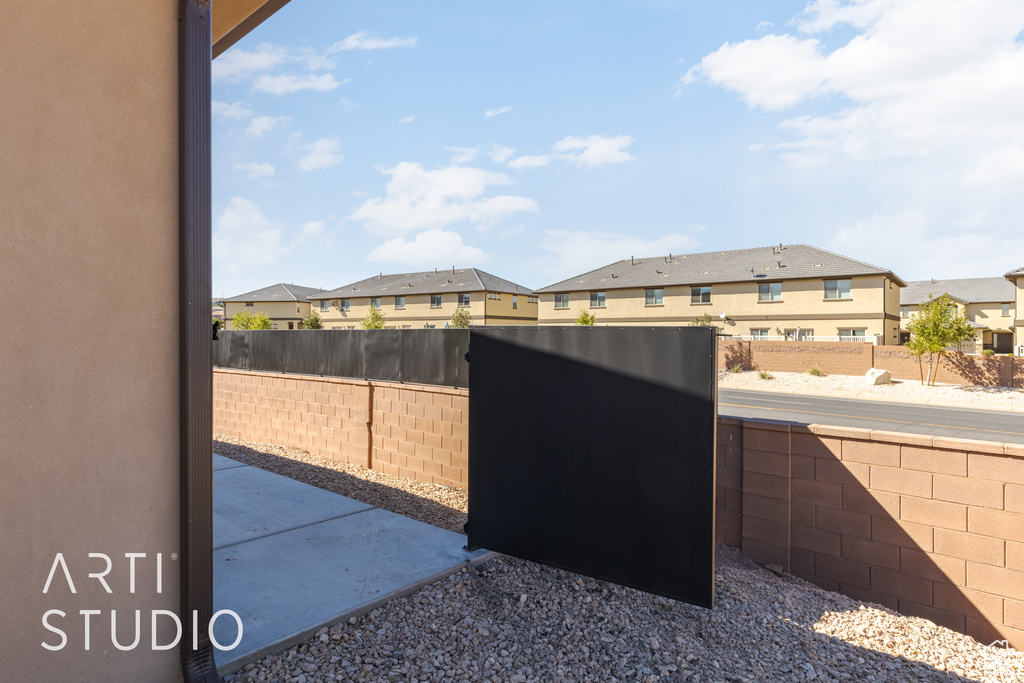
<box><xmin>213</xmin><ymin>0</ymin><xmax>293</xmax><ymax>58</ymax></box>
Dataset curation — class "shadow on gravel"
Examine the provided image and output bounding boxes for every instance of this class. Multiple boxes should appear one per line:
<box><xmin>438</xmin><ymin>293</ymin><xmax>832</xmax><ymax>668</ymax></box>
<box><xmin>212</xmin><ymin>439</ymin><xmax>466</xmax><ymax>534</ymax></box>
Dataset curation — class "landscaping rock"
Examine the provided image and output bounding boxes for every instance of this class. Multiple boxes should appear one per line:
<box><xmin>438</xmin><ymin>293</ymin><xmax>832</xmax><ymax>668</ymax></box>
<box><xmin>865</xmin><ymin>368</ymin><xmax>892</xmax><ymax>385</ymax></box>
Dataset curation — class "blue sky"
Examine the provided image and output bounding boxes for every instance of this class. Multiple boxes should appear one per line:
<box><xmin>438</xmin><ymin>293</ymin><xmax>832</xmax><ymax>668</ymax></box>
<box><xmin>212</xmin><ymin>0</ymin><xmax>1024</xmax><ymax>299</ymax></box>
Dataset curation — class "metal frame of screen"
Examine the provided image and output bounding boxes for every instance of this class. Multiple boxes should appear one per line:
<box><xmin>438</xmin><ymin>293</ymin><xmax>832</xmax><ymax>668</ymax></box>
<box><xmin>466</xmin><ymin>326</ymin><xmax>717</xmax><ymax>607</ymax></box>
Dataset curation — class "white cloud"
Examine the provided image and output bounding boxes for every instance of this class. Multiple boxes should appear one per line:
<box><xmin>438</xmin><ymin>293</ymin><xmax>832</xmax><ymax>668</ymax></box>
<box><xmin>298</xmin><ymin>138</ymin><xmax>344</xmax><ymax>171</ymax></box>
<box><xmin>539</xmin><ymin>231</ymin><xmax>699</xmax><ymax>281</ymax></box>
<box><xmin>299</xmin><ymin>220</ymin><xmax>325</xmax><ymax>243</ymax></box>
<box><xmin>400</xmin><ymin>115</ymin><xmax>416</xmax><ymax>124</ymax></box>
<box><xmin>508</xmin><ymin>154</ymin><xmax>553</xmax><ymax>170</ymax></box>
<box><xmin>682</xmin><ymin>0</ymin><xmax>1024</xmax><ymax>178</ymax></box>
<box><xmin>446</xmin><ymin>146</ymin><xmax>479</xmax><ymax>164</ymax></box>
<box><xmin>553</xmin><ymin>135</ymin><xmax>635</xmax><ymax>167</ymax></box>
<box><xmin>338</xmin><ymin>98</ymin><xmax>358</xmax><ymax>113</ymax></box>
<box><xmin>508</xmin><ymin>134</ymin><xmax>635</xmax><ymax>170</ymax></box>
<box><xmin>329</xmin><ymin>31</ymin><xmax>418</xmax><ymax>51</ymax></box>
<box><xmin>245</xmin><ymin>115</ymin><xmax>292</xmax><ymax>138</ymax></box>
<box><xmin>828</xmin><ymin>211</ymin><xmax>1024</xmax><ymax>279</ymax></box>
<box><xmin>253</xmin><ymin>73</ymin><xmax>343</xmax><ymax>96</ymax></box>
<box><xmin>485</xmin><ymin>106</ymin><xmax>514</xmax><ymax>118</ymax></box>
<box><xmin>756</xmin><ymin>21</ymin><xmax>775</xmax><ymax>32</ymax></box>
<box><xmin>233</xmin><ymin>162</ymin><xmax>276</xmax><ymax>179</ymax></box>
<box><xmin>366</xmin><ymin>230</ymin><xmax>490</xmax><ymax>267</ymax></box>
<box><xmin>349</xmin><ymin>162</ymin><xmax>538</xmax><ymax>236</ymax></box>
<box><xmin>212</xmin><ymin>101</ymin><xmax>254</xmax><ymax>119</ymax></box>
<box><xmin>489</xmin><ymin>144</ymin><xmax>515</xmax><ymax>163</ymax></box>
<box><xmin>212</xmin><ymin>44</ymin><xmax>291</xmax><ymax>82</ymax></box>
<box><xmin>212</xmin><ymin>197</ymin><xmax>288</xmax><ymax>273</ymax></box>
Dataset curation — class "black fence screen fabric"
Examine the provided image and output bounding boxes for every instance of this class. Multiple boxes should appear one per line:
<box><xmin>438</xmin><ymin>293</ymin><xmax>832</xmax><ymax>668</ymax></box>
<box><xmin>467</xmin><ymin>326</ymin><xmax>717</xmax><ymax>607</ymax></box>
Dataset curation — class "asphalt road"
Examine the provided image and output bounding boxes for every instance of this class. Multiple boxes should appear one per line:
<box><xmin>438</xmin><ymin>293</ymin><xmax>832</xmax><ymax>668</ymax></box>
<box><xmin>718</xmin><ymin>389</ymin><xmax>1024</xmax><ymax>445</ymax></box>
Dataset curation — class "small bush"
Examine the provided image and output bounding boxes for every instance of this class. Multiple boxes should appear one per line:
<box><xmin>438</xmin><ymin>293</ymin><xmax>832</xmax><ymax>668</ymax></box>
<box><xmin>759</xmin><ymin>371</ymin><xmax>774</xmax><ymax>380</ymax></box>
<box><xmin>450</xmin><ymin>308</ymin><xmax>473</xmax><ymax>328</ymax></box>
<box><xmin>575</xmin><ymin>309</ymin><xmax>596</xmax><ymax>326</ymax></box>
<box><xmin>980</xmin><ymin>349</ymin><xmax>995</xmax><ymax>356</ymax></box>
<box><xmin>808</xmin><ymin>366</ymin><xmax>826</xmax><ymax>377</ymax></box>
<box><xmin>728</xmin><ymin>364</ymin><xmax>743</xmax><ymax>373</ymax></box>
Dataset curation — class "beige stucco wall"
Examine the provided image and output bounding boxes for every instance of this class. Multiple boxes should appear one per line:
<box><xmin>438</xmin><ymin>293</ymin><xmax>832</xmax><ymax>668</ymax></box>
<box><xmin>900</xmin><ymin>300</ymin><xmax>1016</xmax><ymax>349</ymax></box>
<box><xmin>539</xmin><ymin>276</ymin><xmax>900</xmax><ymax>343</ymax></box>
<box><xmin>482</xmin><ymin>292</ymin><xmax>538</xmax><ymax>324</ymax></box>
<box><xmin>312</xmin><ymin>292</ymin><xmax>522</xmax><ymax>328</ymax></box>
<box><xmin>1</xmin><ymin>1</ymin><xmax>182</xmax><ymax>681</ymax></box>
<box><xmin>1013</xmin><ymin>276</ymin><xmax>1024</xmax><ymax>348</ymax></box>
<box><xmin>223</xmin><ymin>300</ymin><xmax>312</xmax><ymax>328</ymax></box>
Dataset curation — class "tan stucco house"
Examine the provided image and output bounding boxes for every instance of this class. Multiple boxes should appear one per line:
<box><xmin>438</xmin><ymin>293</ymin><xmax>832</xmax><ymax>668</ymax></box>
<box><xmin>310</xmin><ymin>268</ymin><xmax>538</xmax><ymax>328</ymax></box>
<box><xmin>1007</xmin><ymin>267</ymin><xmax>1024</xmax><ymax>351</ymax></box>
<box><xmin>222</xmin><ymin>283</ymin><xmax>326</xmax><ymax>329</ymax></box>
<box><xmin>535</xmin><ymin>244</ymin><xmax>906</xmax><ymax>344</ymax></box>
<box><xmin>899</xmin><ymin>277</ymin><xmax>1016</xmax><ymax>352</ymax></box>
<box><xmin>3</xmin><ymin>1</ymin><xmax>296</xmax><ymax>681</ymax></box>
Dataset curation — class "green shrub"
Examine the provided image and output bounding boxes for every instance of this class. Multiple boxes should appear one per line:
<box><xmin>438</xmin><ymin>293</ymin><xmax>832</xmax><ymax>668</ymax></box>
<box><xmin>808</xmin><ymin>366</ymin><xmax>826</xmax><ymax>377</ymax></box>
<box><xmin>303</xmin><ymin>310</ymin><xmax>324</xmax><ymax>329</ymax></box>
<box><xmin>360</xmin><ymin>307</ymin><xmax>386</xmax><ymax>329</ymax></box>
<box><xmin>758</xmin><ymin>371</ymin><xmax>774</xmax><ymax>380</ymax></box>
<box><xmin>575</xmin><ymin>309</ymin><xmax>596</xmax><ymax>326</ymax></box>
<box><xmin>450</xmin><ymin>308</ymin><xmax>472</xmax><ymax>328</ymax></box>
<box><xmin>728</xmin><ymin>364</ymin><xmax>743</xmax><ymax>373</ymax></box>
<box><xmin>232</xmin><ymin>309</ymin><xmax>272</xmax><ymax>329</ymax></box>
<box><xmin>689</xmin><ymin>313</ymin><xmax>713</xmax><ymax>327</ymax></box>
<box><xmin>980</xmin><ymin>349</ymin><xmax>995</xmax><ymax>356</ymax></box>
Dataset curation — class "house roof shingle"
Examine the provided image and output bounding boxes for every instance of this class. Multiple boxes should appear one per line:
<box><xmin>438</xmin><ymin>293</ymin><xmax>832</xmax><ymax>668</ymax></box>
<box><xmin>535</xmin><ymin>244</ymin><xmax>906</xmax><ymax>293</ymax></box>
<box><xmin>1006</xmin><ymin>266</ymin><xmax>1024</xmax><ymax>278</ymax></box>
<box><xmin>223</xmin><ymin>283</ymin><xmax>327</xmax><ymax>303</ymax></box>
<box><xmin>313</xmin><ymin>268</ymin><xmax>535</xmax><ymax>300</ymax></box>
<box><xmin>900</xmin><ymin>277</ymin><xmax>1016</xmax><ymax>306</ymax></box>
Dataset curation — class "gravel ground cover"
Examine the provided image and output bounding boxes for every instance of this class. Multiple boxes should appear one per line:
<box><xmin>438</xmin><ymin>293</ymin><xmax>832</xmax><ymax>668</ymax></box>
<box><xmin>216</xmin><ymin>437</ymin><xmax>1022</xmax><ymax>682</ymax></box>
<box><xmin>718</xmin><ymin>370</ymin><xmax>1022</xmax><ymax>408</ymax></box>
<box><xmin>225</xmin><ymin>545</ymin><xmax>1023</xmax><ymax>683</ymax></box>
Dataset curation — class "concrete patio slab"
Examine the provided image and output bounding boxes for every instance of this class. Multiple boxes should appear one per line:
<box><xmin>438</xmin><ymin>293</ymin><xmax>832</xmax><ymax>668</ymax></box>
<box><xmin>213</xmin><ymin>453</ymin><xmax>249</xmax><ymax>471</ymax></box>
<box><xmin>213</xmin><ymin>464</ymin><xmax>374</xmax><ymax>550</ymax></box>
<box><xmin>210</xmin><ymin>456</ymin><xmax>491</xmax><ymax>675</ymax></box>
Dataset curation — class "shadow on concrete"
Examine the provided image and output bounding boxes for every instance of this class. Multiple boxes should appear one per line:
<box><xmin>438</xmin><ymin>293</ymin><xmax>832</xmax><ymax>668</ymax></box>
<box><xmin>212</xmin><ymin>439</ymin><xmax>466</xmax><ymax>535</ymax></box>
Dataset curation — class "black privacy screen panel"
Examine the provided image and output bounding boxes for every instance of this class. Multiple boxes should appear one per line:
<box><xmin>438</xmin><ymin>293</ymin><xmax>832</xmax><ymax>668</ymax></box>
<box><xmin>467</xmin><ymin>326</ymin><xmax>717</xmax><ymax>607</ymax></box>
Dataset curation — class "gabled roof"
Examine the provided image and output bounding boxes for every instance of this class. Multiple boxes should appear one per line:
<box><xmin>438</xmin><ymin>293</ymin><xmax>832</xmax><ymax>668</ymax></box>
<box><xmin>535</xmin><ymin>244</ymin><xmax>906</xmax><ymax>293</ymax></box>
<box><xmin>1006</xmin><ymin>266</ymin><xmax>1024</xmax><ymax>278</ymax></box>
<box><xmin>223</xmin><ymin>283</ymin><xmax>327</xmax><ymax>303</ymax></box>
<box><xmin>313</xmin><ymin>268</ymin><xmax>535</xmax><ymax>300</ymax></box>
<box><xmin>900</xmin><ymin>277</ymin><xmax>1016</xmax><ymax>306</ymax></box>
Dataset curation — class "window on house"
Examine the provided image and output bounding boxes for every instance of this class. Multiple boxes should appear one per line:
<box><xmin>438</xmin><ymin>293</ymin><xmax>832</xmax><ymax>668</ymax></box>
<box><xmin>838</xmin><ymin>328</ymin><xmax>866</xmax><ymax>341</ymax></box>
<box><xmin>424</xmin><ymin>323</ymin><xmax>436</xmax><ymax>329</ymax></box>
<box><xmin>340</xmin><ymin>299</ymin><xmax>350</xmax><ymax>311</ymax></box>
<box><xmin>394</xmin><ymin>296</ymin><xmax>406</xmax><ymax>309</ymax></box>
<box><xmin>758</xmin><ymin>283</ymin><xmax>782</xmax><ymax>301</ymax></box>
<box><xmin>785</xmin><ymin>329</ymin><xmax>813</xmax><ymax>341</ymax></box>
<box><xmin>901</xmin><ymin>306</ymin><xmax>909</xmax><ymax>318</ymax></box>
<box><xmin>824</xmin><ymin>280</ymin><xmax>852</xmax><ymax>299</ymax></box>
<box><xmin>1003</xmin><ymin>303</ymin><xmax>1011</xmax><ymax>317</ymax></box>
<box><xmin>554</xmin><ymin>294</ymin><xmax>569</xmax><ymax>309</ymax></box>
<box><xmin>271</xmin><ymin>323</ymin><xmax>278</xmax><ymax>329</ymax></box>
<box><xmin>590</xmin><ymin>291</ymin><xmax>606</xmax><ymax>308</ymax></box>
<box><xmin>645</xmin><ymin>289</ymin><xmax>664</xmax><ymax>306</ymax></box>
<box><xmin>691</xmin><ymin>286</ymin><xmax>711</xmax><ymax>304</ymax></box>
<box><xmin>430</xmin><ymin>294</ymin><xmax>442</xmax><ymax>308</ymax></box>
<box><xmin>370</xmin><ymin>297</ymin><xmax>381</xmax><ymax>309</ymax></box>
<box><xmin>750</xmin><ymin>328</ymin><xmax>770</xmax><ymax>339</ymax></box>
<box><xmin>458</xmin><ymin>293</ymin><xmax>471</xmax><ymax>307</ymax></box>
<box><xmin>320</xmin><ymin>300</ymin><xmax>329</xmax><ymax>312</ymax></box>
<box><xmin>245</xmin><ymin>302</ymin><xmax>255</xmax><ymax>307</ymax></box>
<box><xmin>288</xmin><ymin>322</ymin><xmax>294</xmax><ymax>329</ymax></box>
<box><xmin>512</xmin><ymin>295</ymin><xmax>518</xmax><ymax>309</ymax></box>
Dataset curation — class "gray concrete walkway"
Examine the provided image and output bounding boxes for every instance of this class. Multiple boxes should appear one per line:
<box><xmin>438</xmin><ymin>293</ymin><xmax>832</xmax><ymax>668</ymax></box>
<box><xmin>211</xmin><ymin>453</ymin><xmax>491</xmax><ymax>675</ymax></box>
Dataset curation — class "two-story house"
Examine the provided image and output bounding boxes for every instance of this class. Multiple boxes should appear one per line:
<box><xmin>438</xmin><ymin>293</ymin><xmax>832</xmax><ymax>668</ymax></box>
<box><xmin>899</xmin><ymin>277</ymin><xmax>1016</xmax><ymax>352</ymax></box>
<box><xmin>535</xmin><ymin>244</ymin><xmax>906</xmax><ymax>344</ymax></box>
<box><xmin>222</xmin><ymin>283</ymin><xmax>327</xmax><ymax>329</ymax></box>
<box><xmin>309</xmin><ymin>268</ymin><xmax>538</xmax><ymax>329</ymax></box>
<box><xmin>1007</xmin><ymin>267</ymin><xmax>1024</xmax><ymax>352</ymax></box>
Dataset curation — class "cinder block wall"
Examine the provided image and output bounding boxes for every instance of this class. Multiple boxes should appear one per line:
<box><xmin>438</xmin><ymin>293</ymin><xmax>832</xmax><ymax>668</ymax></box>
<box><xmin>213</xmin><ymin>369</ymin><xmax>468</xmax><ymax>489</ymax></box>
<box><xmin>215</xmin><ymin>369</ymin><xmax>1023</xmax><ymax>647</ymax></box>
<box><xmin>717</xmin><ymin>340</ymin><xmax>1022</xmax><ymax>387</ymax></box>
<box><xmin>720</xmin><ymin>419</ymin><xmax>1024</xmax><ymax>649</ymax></box>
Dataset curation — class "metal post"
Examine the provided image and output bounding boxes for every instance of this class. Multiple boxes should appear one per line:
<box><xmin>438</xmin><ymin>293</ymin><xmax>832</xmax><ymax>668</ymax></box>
<box><xmin>179</xmin><ymin>1</ymin><xmax>218</xmax><ymax>681</ymax></box>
